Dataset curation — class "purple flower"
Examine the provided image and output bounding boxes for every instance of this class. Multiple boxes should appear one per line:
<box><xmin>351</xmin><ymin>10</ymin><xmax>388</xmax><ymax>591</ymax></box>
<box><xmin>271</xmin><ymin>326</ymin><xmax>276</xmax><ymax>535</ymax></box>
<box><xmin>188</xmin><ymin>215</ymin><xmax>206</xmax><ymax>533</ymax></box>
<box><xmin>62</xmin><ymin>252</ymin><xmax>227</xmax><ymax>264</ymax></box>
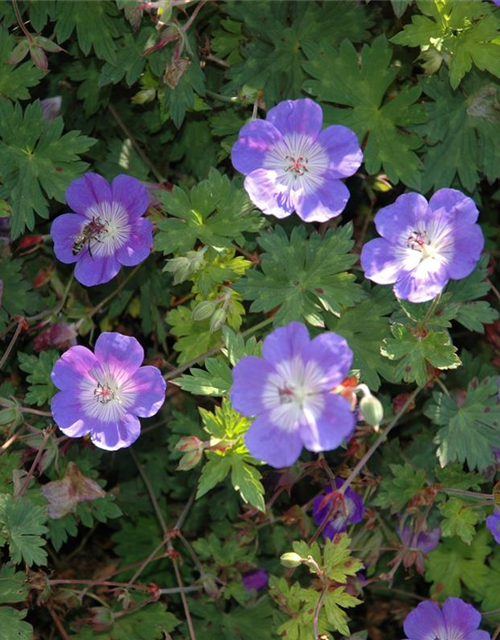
<box><xmin>242</xmin><ymin>567</ymin><xmax>269</xmax><ymax>591</ymax></box>
<box><xmin>231</xmin><ymin>98</ymin><xmax>363</xmax><ymax>222</ymax></box>
<box><xmin>313</xmin><ymin>478</ymin><xmax>365</xmax><ymax>538</ymax></box>
<box><xmin>51</xmin><ymin>332</ymin><xmax>166</xmax><ymax>451</ymax></box>
<box><xmin>402</xmin><ymin>597</ymin><xmax>490</xmax><ymax>640</ymax></box>
<box><xmin>51</xmin><ymin>173</ymin><xmax>153</xmax><ymax>287</ymax></box>
<box><xmin>486</xmin><ymin>510</ymin><xmax>500</xmax><ymax>544</ymax></box>
<box><xmin>40</xmin><ymin>96</ymin><xmax>62</xmax><ymax>121</ymax></box>
<box><xmin>0</xmin><ymin>218</ymin><xmax>9</xmax><ymax>245</ymax></box>
<box><xmin>230</xmin><ymin>322</ymin><xmax>355</xmax><ymax>468</ymax></box>
<box><xmin>399</xmin><ymin>525</ymin><xmax>441</xmax><ymax>553</ymax></box>
<box><xmin>34</xmin><ymin>322</ymin><xmax>77</xmax><ymax>353</ymax></box>
<box><xmin>360</xmin><ymin>189</ymin><xmax>484</xmax><ymax>303</ymax></box>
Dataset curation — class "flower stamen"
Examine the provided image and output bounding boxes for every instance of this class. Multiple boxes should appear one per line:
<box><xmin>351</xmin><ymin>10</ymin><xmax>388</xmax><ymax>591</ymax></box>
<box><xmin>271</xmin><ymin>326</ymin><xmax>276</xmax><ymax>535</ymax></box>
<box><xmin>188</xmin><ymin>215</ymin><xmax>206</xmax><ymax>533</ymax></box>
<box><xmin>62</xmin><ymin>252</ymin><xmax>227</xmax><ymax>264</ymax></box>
<box><xmin>94</xmin><ymin>381</ymin><xmax>116</xmax><ymax>405</ymax></box>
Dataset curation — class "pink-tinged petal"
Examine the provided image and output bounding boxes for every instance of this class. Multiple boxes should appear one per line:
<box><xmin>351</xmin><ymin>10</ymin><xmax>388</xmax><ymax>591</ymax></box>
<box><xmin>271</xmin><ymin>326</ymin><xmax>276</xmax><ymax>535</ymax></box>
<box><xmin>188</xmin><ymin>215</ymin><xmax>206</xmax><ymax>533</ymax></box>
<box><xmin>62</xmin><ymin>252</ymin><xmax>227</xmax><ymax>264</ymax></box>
<box><xmin>111</xmin><ymin>175</ymin><xmax>150</xmax><ymax>220</ymax></box>
<box><xmin>244</xmin><ymin>413</ymin><xmax>303</xmax><ymax>468</ymax></box>
<box><xmin>294</xmin><ymin>178</ymin><xmax>350</xmax><ymax>222</ymax></box>
<box><xmin>89</xmin><ymin>413</ymin><xmax>141</xmax><ymax>451</ymax></box>
<box><xmin>446</xmin><ymin>225</ymin><xmax>484</xmax><ymax>280</ymax></box>
<box><xmin>51</xmin><ymin>392</ymin><xmax>89</xmax><ymax>437</ymax></box>
<box><xmin>243</xmin><ymin>169</ymin><xmax>294</xmax><ymax>219</ymax></box>
<box><xmin>94</xmin><ymin>332</ymin><xmax>144</xmax><ymax>376</ymax></box>
<box><xmin>232</xmin><ymin>120</ymin><xmax>283</xmax><ymax>175</ymax></box>
<box><xmin>267</xmin><ymin>99</ymin><xmax>323</xmax><ymax>139</ymax></box>
<box><xmin>66</xmin><ymin>173</ymin><xmax>112</xmax><ymax>216</ymax></box>
<box><xmin>74</xmin><ymin>252</ymin><xmax>121</xmax><ymax>287</ymax></box>
<box><xmin>374</xmin><ymin>193</ymin><xmax>428</xmax><ymax>244</ymax></box>
<box><xmin>127</xmin><ymin>366</ymin><xmax>166</xmax><ymax>417</ymax></box>
<box><xmin>51</xmin><ymin>213</ymin><xmax>88</xmax><ymax>264</ymax></box>
<box><xmin>428</xmin><ymin>188</ymin><xmax>479</xmax><ymax>225</ymax></box>
<box><xmin>317</xmin><ymin>125</ymin><xmax>363</xmax><ymax>179</ymax></box>
<box><xmin>116</xmin><ymin>218</ymin><xmax>153</xmax><ymax>267</ymax></box>
<box><xmin>262</xmin><ymin>322</ymin><xmax>310</xmax><ymax>365</ymax></box>
<box><xmin>361</xmin><ymin>239</ymin><xmax>420</xmax><ymax>285</ymax></box>
<box><xmin>394</xmin><ymin>259</ymin><xmax>449</xmax><ymax>303</ymax></box>
<box><xmin>51</xmin><ymin>346</ymin><xmax>98</xmax><ymax>391</ymax></box>
<box><xmin>307</xmin><ymin>333</ymin><xmax>353</xmax><ymax>388</ymax></box>
<box><xmin>403</xmin><ymin>601</ymin><xmax>445</xmax><ymax>640</ymax></box>
<box><xmin>300</xmin><ymin>394</ymin><xmax>355</xmax><ymax>453</ymax></box>
<box><xmin>231</xmin><ymin>356</ymin><xmax>274</xmax><ymax>417</ymax></box>
<box><xmin>442</xmin><ymin>598</ymin><xmax>481</xmax><ymax>635</ymax></box>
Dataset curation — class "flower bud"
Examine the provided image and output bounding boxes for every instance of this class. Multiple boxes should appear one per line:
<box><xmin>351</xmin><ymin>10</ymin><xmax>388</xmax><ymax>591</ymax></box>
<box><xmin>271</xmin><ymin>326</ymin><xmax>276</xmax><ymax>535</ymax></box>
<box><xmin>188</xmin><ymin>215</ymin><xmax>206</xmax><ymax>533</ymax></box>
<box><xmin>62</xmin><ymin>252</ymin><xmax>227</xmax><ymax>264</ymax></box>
<box><xmin>177</xmin><ymin>449</ymin><xmax>203</xmax><ymax>471</ymax></box>
<box><xmin>192</xmin><ymin>300</ymin><xmax>216</xmax><ymax>322</ymax></box>
<box><xmin>280</xmin><ymin>552</ymin><xmax>303</xmax><ymax>568</ymax></box>
<box><xmin>0</xmin><ymin>400</ymin><xmax>22</xmax><ymax>427</ymax></box>
<box><xmin>209</xmin><ymin>308</ymin><xmax>226</xmax><ymax>333</ymax></box>
<box><xmin>175</xmin><ymin>436</ymin><xmax>203</xmax><ymax>452</ymax></box>
<box><xmin>359</xmin><ymin>395</ymin><xmax>384</xmax><ymax>427</ymax></box>
<box><xmin>131</xmin><ymin>88</ymin><xmax>156</xmax><ymax>105</ymax></box>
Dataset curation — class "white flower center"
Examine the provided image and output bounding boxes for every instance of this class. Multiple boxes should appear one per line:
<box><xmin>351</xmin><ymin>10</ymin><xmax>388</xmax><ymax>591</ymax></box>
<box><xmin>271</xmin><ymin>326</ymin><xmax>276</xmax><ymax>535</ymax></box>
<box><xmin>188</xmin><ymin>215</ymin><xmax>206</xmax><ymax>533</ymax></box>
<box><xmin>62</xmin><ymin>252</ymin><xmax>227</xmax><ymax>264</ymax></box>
<box><xmin>83</xmin><ymin>201</ymin><xmax>131</xmax><ymax>257</ymax></box>
<box><xmin>263</xmin><ymin>134</ymin><xmax>329</xmax><ymax>195</ymax></box>
<box><xmin>262</xmin><ymin>356</ymin><xmax>325</xmax><ymax>432</ymax></box>
<box><xmin>80</xmin><ymin>365</ymin><xmax>137</xmax><ymax>423</ymax></box>
<box><xmin>405</xmin><ymin>218</ymin><xmax>455</xmax><ymax>267</ymax></box>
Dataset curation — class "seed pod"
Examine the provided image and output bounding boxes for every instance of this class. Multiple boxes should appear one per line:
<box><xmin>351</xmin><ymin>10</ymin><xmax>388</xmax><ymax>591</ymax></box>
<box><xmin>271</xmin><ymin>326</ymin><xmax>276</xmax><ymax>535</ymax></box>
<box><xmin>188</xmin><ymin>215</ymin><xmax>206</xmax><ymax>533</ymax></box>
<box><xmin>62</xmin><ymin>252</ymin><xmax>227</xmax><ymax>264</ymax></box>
<box><xmin>359</xmin><ymin>395</ymin><xmax>384</xmax><ymax>427</ymax></box>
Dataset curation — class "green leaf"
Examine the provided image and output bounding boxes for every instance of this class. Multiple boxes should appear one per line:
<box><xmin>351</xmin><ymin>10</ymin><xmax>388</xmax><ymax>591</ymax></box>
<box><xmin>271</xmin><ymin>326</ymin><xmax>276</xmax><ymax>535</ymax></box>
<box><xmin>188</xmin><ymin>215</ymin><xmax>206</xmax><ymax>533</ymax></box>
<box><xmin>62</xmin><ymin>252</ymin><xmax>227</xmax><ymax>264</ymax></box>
<box><xmin>0</xmin><ymin>607</ymin><xmax>32</xmax><ymax>640</ymax></box>
<box><xmin>229</xmin><ymin>454</ymin><xmax>265</xmax><ymax>512</ymax></box>
<box><xmin>435</xmin><ymin>464</ymin><xmax>484</xmax><ymax>491</ymax></box>
<box><xmin>98</xmin><ymin>28</ymin><xmax>153</xmax><ymax>87</ymax></box>
<box><xmin>381</xmin><ymin>324</ymin><xmax>461</xmax><ymax>386</ymax></box>
<box><xmin>419</xmin><ymin>71</ymin><xmax>500</xmax><ymax>192</ymax></box>
<box><xmin>166</xmin><ymin>303</ymin><xmax>221</xmax><ymax>364</ymax></box>
<box><xmin>175</xmin><ymin>357</ymin><xmax>233</xmax><ymax>396</ymax></box>
<box><xmin>0</xmin><ymin>27</ymin><xmax>42</xmax><ymax>100</ymax></box>
<box><xmin>0</xmin><ymin>259</ymin><xmax>41</xmax><ymax>333</ymax></box>
<box><xmin>303</xmin><ymin>36</ymin><xmax>426</xmax><ymax>188</ymax></box>
<box><xmin>374</xmin><ymin>464</ymin><xmax>427</xmax><ymax>513</ymax></box>
<box><xmin>237</xmin><ymin>224</ymin><xmax>364</xmax><ymax>327</ymax></box>
<box><xmin>155</xmin><ymin>169</ymin><xmax>263</xmax><ymax>255</ymax></box>
<box><xmin>0</xmin><ymin>495</ymin><xmax>48</xmax><ymax>566</ymax></box>
<box><xmin>196</xmin><ymin>455</ymin><xmax>232</xmax><ymax>500</ymax></box>
<box><xmin>0</xmin><ymin>101</ymin><xmax>95</xmax><ymax>238</ymax></box>
<box><xmin>163</xmin><ymin>58</ymin><xmax>206</xmax><ymax>128</ymax></box>
<box><xmin>425</xmin><ymin>528</ymin><xmax>490</xmax><ymax>597</ymax></box>
<box><xmin>18</xmin><ymin>350</ymin><xmax>58</xmax><ymax>407</ymax></box>
<box><xmin>322</xmin><ymin>536</ymin><xmax>364</xmax><ymax>583</ymax></box>
<box><xmin>391</xmin><ymin>0</ymin><xmax>500</xmax><ymax>89</ymax></box>
<box><xmin>473</xmin><ymin>553</ymin><xmax>500</xmax><ymax>616</ymax></box>
<box><xmin>438</xmin><ymin>498</ymin><xmax>480</xmax><ymax>544</ymax></box>
<box><xmin>54</xmin><ymin>1</ymin><xmax>120</xmax><ymax>64</ymax></box>
<box><xmin>425</xmin><ymin>377</ymin><xmax>500</xmax><ymax>471</ymax></box>
<box><xmin>0</xmin><ymin>565</ymin><xmax>28</xmax><ymax>604</ymax></box>
<box><xmin>222</xmin><ymin>1</ymin><xmax>373</xmax><ymax>105</ymax></box>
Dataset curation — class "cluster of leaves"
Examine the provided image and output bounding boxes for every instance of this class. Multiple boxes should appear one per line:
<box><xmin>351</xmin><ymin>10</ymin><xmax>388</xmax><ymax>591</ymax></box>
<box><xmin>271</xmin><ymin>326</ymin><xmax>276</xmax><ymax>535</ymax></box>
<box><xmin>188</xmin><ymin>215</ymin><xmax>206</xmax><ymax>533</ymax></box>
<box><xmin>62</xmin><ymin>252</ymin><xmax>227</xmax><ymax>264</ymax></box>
<box><xmin>1</xmin><ymin>1</ymin><xmax>500</xmax><ymax>640</ymax></box>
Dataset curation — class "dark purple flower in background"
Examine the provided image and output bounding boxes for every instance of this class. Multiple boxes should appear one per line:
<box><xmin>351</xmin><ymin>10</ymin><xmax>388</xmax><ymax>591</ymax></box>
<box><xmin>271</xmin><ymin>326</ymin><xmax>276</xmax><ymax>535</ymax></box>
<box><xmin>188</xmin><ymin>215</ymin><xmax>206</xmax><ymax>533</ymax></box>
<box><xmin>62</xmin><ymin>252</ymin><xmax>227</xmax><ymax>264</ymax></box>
<box><xmin>34</xmin><ymin>322</ymin><xmax>77</xmax><ymax>353</ymax></box>
<box><xmin>51</xmin><ymin>173</ymin><xmax>152</xmax><ymax>287</ymax></box>
<box><xmin>242</xmin><ymin>567</ymin><xmax>269</xmax><ymax>591</ymax></box>
<box><xmin>402</xmin><ymin>597</ymin><xmax>490</xmax><ymax>640</ymax></box>
<box><xmin>486</xmin><ymin>510</ymin><xmax>500</xmax><ymax>544</ymax></box>
<box><xmin>0</xmin><ymin>218</ymin><xmax>9</xmax><ymax>245</ymax></box>
<box><xmin>231</xmin><ymin>98</ymin><xmax>363</xmax><ymax>222</ymax></box>
<box><xmin>399</xmin><ymin>525</ymin><xmax>441</xmax><ymax>553</ymax></box>
<box><xmin>360</xmin><ymin>189</ymin><xmax>484</xmax><ymax>303</ymax></box>
<box><xmin>313</xmin><ymin>478</ymin><xmax>365</xmax><ymax>538</ymax></box>
<box><xmin>40</xmin><ymin>96</ymin><xmax>62</xmax><ymax>121</ymax></box>
<box><xmin>231</xmin><ymin>322</ymin><xmax>355</xmax><ymax>468</ymax></box>
<box><xmin>51</xmin><ymin>332</ymin><xmax>166</xmax><ymax>451</ymax></box>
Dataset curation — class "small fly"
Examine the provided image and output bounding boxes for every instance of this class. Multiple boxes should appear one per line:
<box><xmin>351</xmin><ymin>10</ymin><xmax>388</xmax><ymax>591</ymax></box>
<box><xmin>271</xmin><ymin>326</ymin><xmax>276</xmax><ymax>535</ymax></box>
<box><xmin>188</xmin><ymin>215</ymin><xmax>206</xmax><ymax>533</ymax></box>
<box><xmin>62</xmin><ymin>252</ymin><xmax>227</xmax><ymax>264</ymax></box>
<box><xmin>72</xmin><ymin>217</ymin><xmax>107</xmax><ymax>258</ymax></box>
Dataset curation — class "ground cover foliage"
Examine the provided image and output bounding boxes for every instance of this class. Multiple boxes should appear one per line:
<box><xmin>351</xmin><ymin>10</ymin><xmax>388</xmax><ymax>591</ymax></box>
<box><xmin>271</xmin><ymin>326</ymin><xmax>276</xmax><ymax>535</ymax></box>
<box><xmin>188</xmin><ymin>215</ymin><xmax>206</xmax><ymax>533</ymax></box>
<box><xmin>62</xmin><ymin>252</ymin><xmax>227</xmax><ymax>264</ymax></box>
<box><xmin>1</xmin><ymin>0</ymin><xmax>500</xmax><ymax>639</ymax></box>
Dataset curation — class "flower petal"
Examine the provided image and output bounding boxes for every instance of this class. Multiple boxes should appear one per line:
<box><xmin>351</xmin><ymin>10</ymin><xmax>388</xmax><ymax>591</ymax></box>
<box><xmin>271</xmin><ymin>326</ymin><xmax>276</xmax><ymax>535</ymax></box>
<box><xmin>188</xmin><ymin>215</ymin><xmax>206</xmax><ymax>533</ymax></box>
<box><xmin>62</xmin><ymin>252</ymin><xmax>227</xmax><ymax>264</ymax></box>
<box><xmin>51</xmin><ymin>213</ymin><xmax>88</xmax><ymax>264</ymax></box>
<box><xmin>267</xmin><ymin>99</ymin><xmax>323</xmax><ymax>140</ymax></box>
<box><xmin>307</xmin><ymin>332</ymin><xmax>353</xmax><ymax>388</ymax></box>
<box><xmin>74</xmin><ymin>252</ymin><xmax>121</xmax><ymax>287</ymax></box>
<box><xmin>51</xmin><ymin>392</ymin><xmax>89</xmax><ymax>437</ymax></box>
<box><xmin>231</xmin><ymin>356</ymin><xmax>274</xmax><ymax>417</ymax></box>
<box><xmin>243</xmin><ymin>169</ymin><xmax>294</xmax><ymax>219</ymax></box>
<box><xmin>94</xmin><ymin>332</ymin><xmax>144</xmax><ymax>376</ymax></box>
<box><xmin>66</xmin><ymin>173</ymin><xmax>112</xmax><ymax>216</ymax></box>
<box><xmin>361</xmin><ymin>238</ymin><xmax>419</xmax><ymax>285</ymax></box>
<box><xmin>294</xmin><ymin>179</ymin><xmax>350</xmax><ymax>222</ymax></box>
<box><xmin>111</xmin><ymin>175</ymin><xmax>150</xmax><ymax>220</ymax></box>
<box><xmin>403</xmin><ymin>601</ymin><xmax>445</xmax><ymax>640</ymax></box>
<box><xmin>89</xmin><ymin>413</ymin><xmax>141</xmax><ymax>451</ymax></box>
<box><xmin>428</xmin><ymin>188</ymin><xmax>479</xmax><ymax>225</ymax></box>
<box><xmin>127</xmin><ymin>365</ymin><xmax>166</xmax><ymax>418</ymax></box>
<box><xmin>300</xmin><ymin>394</ymin><xmax>355</xmax><ymax>453</ymax></box>
<box><xmin>231</xmin><ymin>120</ymin><xmax>283</xmax><ymax>175</ymax></box>
<box><xmin>374</xmin><ymin>193</ymin><xmax>428</xmax><ymax>244</ymax></box>
<box><xmin>116</xmin><ymin>218</ymin><xmax>153</xmax><ymax>267</ymax></box>
<box><xmin>51</xmin><ymin>346</ymin><xmax>98</xmax><ymax>391</ymax></box>
<box><xmin>446</xmin><ymin>224</ymin><xmax>484</xmax><ymax>280</ymax></box>
<box><xmin>442</xmin><ymin>598</ymin><xmax>481</xmax><ymax>635</ymax></box>
<box><xmin>394</xmin><ymin>258</ymin><xmax>449</xmax><ymax>303</ymax></box>
<box><xmin>316</xmin><ymin>125</ymin><xmax>363</xmax><ymax>179</ymax></box>
<box><xmin>486</xmin><ymin>512</ymin><xmax>500</xmax><ymax>544</ymax></box>
<box><xmin>245</xmin><ymin>413</ymin><xmax>303</xmax><ymax>468</ymax></box>
<box><xmin>262</xmin><ymin>322</ymin><xmax>310</xmax><ymax>365</ymax></box>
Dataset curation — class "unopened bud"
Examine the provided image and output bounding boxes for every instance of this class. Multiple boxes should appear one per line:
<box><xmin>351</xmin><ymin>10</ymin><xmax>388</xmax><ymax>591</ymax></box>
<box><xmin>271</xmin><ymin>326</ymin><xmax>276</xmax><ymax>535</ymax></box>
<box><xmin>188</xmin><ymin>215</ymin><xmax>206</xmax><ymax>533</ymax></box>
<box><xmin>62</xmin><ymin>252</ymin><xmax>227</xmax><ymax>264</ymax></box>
<box><xmin>280</xmin><ymin>552</ymin><xmax>303</xmax><ymax>568</ymax></box>
<box><xmin>359</xmin><ymin>395</ymin><xmax>384</xmax><ymax>427</ymax></box>
<box><xmin>175</xmin><ymin>436</ymin><xmax>203</xmax><ymax>453</ymax></box>
<box><xmin>192</xmin><ymin>300</ymin><xmax>216</xmax><ymax>322</ymax></box>
<box><xmin>131</xmin><ymin>88</ymin><xmax>156</xmax><ymax>105</ymax></box>
<box><xmin>176</xmin><ymin>449</ymin><xmax>203</xmax><ymax>471</ymax></box>
<box><xmin>0</xmin><ymin>400</ymin><xmax>22</xmax><ymax>427</ymax></box>
<box><xmin>209</xmin><ymin>308</ymin><xmax>226</xmax><ymax>333</ymax></box>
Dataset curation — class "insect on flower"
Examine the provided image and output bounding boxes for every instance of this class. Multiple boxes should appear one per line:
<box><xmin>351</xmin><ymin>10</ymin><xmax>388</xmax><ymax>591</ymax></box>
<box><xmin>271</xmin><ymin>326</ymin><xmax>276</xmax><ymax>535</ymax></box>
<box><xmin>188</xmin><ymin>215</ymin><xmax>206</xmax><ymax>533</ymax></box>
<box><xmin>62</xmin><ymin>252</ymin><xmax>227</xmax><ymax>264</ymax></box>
<box><xmin>71</xmin><ymin>216</ymin><xmax>107</xmax><ymax>258</ymax></box>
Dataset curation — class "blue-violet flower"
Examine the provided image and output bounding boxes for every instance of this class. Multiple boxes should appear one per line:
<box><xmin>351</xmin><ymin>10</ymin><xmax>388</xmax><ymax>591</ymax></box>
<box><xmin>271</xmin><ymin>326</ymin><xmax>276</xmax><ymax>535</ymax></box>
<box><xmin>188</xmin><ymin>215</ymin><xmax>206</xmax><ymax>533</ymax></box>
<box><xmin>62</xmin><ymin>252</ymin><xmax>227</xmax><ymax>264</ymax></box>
<box><xmin>313</xmin><ymin>478</ymin><xmax>365</xmax><ymax>538</ymax></box>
